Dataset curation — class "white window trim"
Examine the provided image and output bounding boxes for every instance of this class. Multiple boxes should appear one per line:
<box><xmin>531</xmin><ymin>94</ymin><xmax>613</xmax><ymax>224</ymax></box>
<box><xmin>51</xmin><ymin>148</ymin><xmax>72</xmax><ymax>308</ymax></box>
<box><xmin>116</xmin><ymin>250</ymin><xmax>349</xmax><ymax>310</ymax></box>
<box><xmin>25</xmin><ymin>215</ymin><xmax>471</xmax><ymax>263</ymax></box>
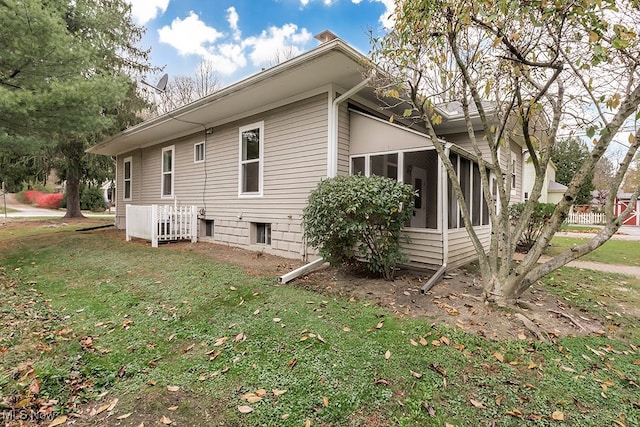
<box><xmin>161</xmin><ymin>145</ymin><xmax>175</xmax><ymax>199</ymax></box>
<box><xmin>511</xmin><ymin>159</ymin><xmax>517</xmax><ymax>196</ymax></box>
<box><xmin>123</xmin><ymin>156</ymin><xmax>132</xmax><ymax>201</ymax></box>
<box><xmin>194</xmin><ymin>141</ymin><xmax>205</xmax><ymax>163</ymax></box>
<box><xmin>238</xmin><ymin>121</ymin><xmax>264</xmax><ymax>198</ymax></box>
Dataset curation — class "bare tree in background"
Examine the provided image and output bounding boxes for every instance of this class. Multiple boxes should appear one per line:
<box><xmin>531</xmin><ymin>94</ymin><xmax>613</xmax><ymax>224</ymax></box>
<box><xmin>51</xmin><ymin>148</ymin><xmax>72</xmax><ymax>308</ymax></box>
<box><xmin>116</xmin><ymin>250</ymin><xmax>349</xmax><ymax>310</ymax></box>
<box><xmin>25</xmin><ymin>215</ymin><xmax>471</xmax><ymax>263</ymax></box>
<box><xmin>593</xmin><ymin>156</ymin><xmax>615</xmax><ymax>209</ymax></box>
<box><xmin>266</xmin><ymin>46</ymin><xmax>298</xmax><ymax>68</ymax></box>
<box><xmin>144</xmin><ymin>60</ymin><xmax>221</xmax><ymax>117</ymax></box>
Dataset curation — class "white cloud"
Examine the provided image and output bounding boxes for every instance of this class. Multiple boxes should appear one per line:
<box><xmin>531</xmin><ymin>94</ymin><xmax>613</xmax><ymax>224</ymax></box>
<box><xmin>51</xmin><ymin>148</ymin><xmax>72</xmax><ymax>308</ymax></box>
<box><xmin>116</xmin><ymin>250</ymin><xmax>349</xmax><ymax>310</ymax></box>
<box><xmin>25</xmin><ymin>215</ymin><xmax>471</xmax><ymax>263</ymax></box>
<box><xmin>128</xmin><ymin>0</ymin><xmax>169</xmax><ymax>25</ymax></box>
<box><xmin>157</xmin><ymin>10</ymin><xmax>312</xmax><ymax>76</ymax></box>
<box><xmin>243</xmin><ymin>24</ymin><xmax>312</xmax><ymax>67</ymax></box>
<box><xmin>351</xmin><ymin>0</ymin><xmax>363</xmax><ymax>4</ymax></box>
<box><xmin>158</xmin><ymin>12</ymin><xmax>224</xmax><ymax>57</ymax></box>
<box><xmin>372</xmin><ymin>0</ymin><xmax>396</xmax><ymax>29</ymax></box>
<box><xmin>227</xmin><ymin>7</ymin><xmax>241</xmax><ymax>40</ymax></box>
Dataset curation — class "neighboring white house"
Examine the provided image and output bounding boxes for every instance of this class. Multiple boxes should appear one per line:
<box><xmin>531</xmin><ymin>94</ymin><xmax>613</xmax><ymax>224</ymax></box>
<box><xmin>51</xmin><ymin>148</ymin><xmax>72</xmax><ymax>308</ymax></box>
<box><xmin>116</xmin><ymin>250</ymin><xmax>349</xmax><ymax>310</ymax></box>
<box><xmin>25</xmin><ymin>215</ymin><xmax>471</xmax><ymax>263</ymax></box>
<box><xmin>88</xmin><ymin>31</ymin><xmax>530</xmax><ymax>271</ymax></box>
<box><xmin>522</xmin><ymin>152</ymin><xmax>567</xmax><ymax>204</ymax></box>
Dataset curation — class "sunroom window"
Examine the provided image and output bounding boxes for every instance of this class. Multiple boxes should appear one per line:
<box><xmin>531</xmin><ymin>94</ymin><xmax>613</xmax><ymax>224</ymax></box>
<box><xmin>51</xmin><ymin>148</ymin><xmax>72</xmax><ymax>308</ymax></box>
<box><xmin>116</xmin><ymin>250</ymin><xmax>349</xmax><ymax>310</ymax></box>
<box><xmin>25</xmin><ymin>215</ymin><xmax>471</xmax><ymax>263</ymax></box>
<box><xmin>350</xmin><ymin>150</ymin><xmax>438</xmax><ymax>229</ymax></box>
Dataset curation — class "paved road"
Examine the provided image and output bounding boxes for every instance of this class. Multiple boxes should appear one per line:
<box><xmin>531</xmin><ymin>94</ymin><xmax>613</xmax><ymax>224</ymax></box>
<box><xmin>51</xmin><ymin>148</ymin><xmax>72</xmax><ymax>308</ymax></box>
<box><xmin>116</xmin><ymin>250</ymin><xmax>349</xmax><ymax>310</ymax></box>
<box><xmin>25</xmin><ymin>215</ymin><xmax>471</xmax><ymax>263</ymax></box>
<box><xmin>1</xmin><ymin>192</ymin><xmax>114</xmax><ymax>219</ymax></box>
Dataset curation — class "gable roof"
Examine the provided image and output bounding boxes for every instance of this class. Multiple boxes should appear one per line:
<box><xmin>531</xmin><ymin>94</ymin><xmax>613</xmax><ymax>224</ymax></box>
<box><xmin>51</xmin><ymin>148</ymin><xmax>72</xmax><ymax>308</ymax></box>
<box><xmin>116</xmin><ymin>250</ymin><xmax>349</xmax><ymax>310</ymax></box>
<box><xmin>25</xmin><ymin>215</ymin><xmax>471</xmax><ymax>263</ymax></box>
<box><xmin>89</xmin><ymin>37</ymin><xmax>371</xmax><ymax>156</ymax></box>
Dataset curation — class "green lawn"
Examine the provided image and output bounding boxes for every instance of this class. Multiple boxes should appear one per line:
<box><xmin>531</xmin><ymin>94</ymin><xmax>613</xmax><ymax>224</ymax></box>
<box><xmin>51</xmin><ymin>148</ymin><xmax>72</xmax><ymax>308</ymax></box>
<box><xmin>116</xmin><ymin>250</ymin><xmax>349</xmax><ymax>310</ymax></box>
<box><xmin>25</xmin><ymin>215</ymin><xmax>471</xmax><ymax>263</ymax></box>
<box><xmin>1</xmin><ymin>225</ymin><xmax>639</xmax><ymax>426</ymax></box>
<box><xmin>547</xmin><ymin>236</ymin><xmax>640</xmax><ymax>267</ymax></box>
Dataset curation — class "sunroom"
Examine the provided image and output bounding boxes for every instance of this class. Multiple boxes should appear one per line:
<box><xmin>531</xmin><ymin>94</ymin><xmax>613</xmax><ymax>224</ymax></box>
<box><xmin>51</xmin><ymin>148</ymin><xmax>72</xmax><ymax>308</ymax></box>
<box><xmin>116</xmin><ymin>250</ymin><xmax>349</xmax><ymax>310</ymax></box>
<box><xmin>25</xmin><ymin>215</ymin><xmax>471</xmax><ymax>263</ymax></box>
<box><xmin>348</xmin><ymin>110</ymin><xmax>492</xmax><ymax>271</ymax></box>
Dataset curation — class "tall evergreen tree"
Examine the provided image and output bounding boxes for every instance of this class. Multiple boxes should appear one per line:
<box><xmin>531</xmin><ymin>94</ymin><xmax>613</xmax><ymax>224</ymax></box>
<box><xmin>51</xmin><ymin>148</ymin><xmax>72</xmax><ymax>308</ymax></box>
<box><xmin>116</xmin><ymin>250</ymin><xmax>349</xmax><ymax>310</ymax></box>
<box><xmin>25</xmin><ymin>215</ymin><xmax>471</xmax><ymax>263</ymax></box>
<box><xmin>0</xmin><ymin>0</ymin><xmax>154</xmax><ymax>217</ymax></box>
<box><xmin>551</xmin><ymin>138</ymin><xmax>595</xmax><ymax>205</ymax></box>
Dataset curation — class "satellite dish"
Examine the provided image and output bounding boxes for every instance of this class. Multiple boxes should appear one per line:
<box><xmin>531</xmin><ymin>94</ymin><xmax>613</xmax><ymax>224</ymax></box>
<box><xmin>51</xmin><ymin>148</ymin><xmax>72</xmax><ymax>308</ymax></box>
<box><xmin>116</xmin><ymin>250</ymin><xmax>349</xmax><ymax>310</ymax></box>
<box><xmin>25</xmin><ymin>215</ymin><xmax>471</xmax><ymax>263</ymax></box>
<box><xmin>156</xmin><ymin>74</ymin><xmax>168</xmax><ymax>92</ymax></box>
<box><xmin>141</xmin><ymin>73</ymin><xmax>169</xmax><ymax>93</ymax></box>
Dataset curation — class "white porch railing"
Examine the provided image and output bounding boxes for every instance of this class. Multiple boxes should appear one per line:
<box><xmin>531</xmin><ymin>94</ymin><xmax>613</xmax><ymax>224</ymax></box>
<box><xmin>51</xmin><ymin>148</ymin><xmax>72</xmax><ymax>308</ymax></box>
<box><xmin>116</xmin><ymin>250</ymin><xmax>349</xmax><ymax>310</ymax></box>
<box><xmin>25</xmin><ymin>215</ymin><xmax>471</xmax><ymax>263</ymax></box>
<box><xmin>126</xmin><ymin>204</ymin><xmax>198</xmax><ymax>247</ymax></box>
<box><xmin>567</xmin><ymin>207</ymin><xmax>606</xmax><ymax>225</ymax></box>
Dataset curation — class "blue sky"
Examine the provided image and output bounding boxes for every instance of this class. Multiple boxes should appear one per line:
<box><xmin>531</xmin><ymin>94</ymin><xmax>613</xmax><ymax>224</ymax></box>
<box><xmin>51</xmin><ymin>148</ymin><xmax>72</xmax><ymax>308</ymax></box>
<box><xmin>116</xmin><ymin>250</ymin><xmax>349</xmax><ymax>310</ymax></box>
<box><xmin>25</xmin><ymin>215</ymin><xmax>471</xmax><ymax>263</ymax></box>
<box><xmin>127</xmin><ymin>0</ymin><xmax>394</xmax><ymax>85</ymax></box>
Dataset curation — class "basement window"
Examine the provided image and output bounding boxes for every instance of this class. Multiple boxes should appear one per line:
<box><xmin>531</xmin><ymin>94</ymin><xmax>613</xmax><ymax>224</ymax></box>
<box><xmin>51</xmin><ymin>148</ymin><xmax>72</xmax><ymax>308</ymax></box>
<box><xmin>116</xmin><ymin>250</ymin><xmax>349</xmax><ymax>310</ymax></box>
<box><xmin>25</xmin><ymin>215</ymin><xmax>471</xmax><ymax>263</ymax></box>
<box><xmin>253</xmin><ymin>222</ymin><xmax>271</xmax><ymax>245</ymax></box>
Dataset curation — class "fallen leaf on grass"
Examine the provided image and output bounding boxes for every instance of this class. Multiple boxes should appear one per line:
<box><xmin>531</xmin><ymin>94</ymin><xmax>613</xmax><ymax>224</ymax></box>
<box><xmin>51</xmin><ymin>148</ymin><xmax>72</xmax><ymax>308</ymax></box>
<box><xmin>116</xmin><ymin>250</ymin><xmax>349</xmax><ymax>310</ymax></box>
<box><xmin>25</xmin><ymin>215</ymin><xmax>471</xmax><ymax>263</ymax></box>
<box><xmin>241</xmin><ymin>393</ymin><xmax>262</xmax><ymax>403</ymax></box>
<box><xmin>273</xmin><ymin>318</ymin><xmax>281</xmax><ymax>323</ymax></box>
<box><xmin>494</xmin><ymin>352</ymin><xmax>505</xmax><ymax>363</ymax></box>
<box><xmin>167</xmin><ymin>385</ymin><xmax>180</xmax><ymax>392</ymax></box>
<box><xmin>213</xmin><ymin>337</ymin><xmax>228</xmax><ymax>346</ymax></box>
<box><xmin>409</xmin><ymin>338</ymin><xmax>418</xmax><ymax>346</ymax></box>
<box><xmin>253</xmin><ymin>309</ymin><xmax>260</xmax><ymax>315</ymax></box>
<box><xmin>273</xmin><ymin>389</ymin><xmax>287</xmax><ymax>396</ymax></box>
<box><xmin>167</xmin><ymin>406</ymin><xmax>179</xmax><ymax>411</ymax></box>
<box><xmin>305</xmin><ymin>419</ymin><xmax>311</xmax><ymax>427</ymax></box>
<box><xmin>107</xmin><ymin>398</ymin><xmax>118</xmax><ymax>411</ymax></box>
<box><xmin>419</xmin><ymin>337</ymin><xmax>428</xmax><ymax>346</ymax></box>
<box><xmin>160</xmin><ymin>415</ymin><xmax>172</xmax><ymax>424</ymax></box>
<box><xmin>323</xmin><ymin>396</ymin><xmax>329</xmax><ymax>407</ymax></box>
<box><xmin>117</xmin><ymin>413</ymin><xmax>132</xmax><ymax>420</ymax></box>
<box><xmin>612</xmin><ymin>420</ymin><xmax>627</xmax><ymax>427</ymax></box>
<box><xmin>374</xmin><ymin>378</ymin><xmax>390</xmax><ymax>386</ymax></box>
<box><xmin>428</xmin><ymin>363</ymin><xmax>447</xmax><ymax>377</ymax></box>
<box><xmin>410</xmin><ymin>370</ymin><xmax>422</xmax><ymax>379</ymax></box>
<box><xmin>551</xmin><ymin>411</ymin><xmax>564</xmax><ymax>421</ymax></box>
<box><xmin>505</xmin><ymin>409</ymin><xmax>523</xmax><ymax>418</ymax></box>
<box><xmin>181</xmin><ymin>343</ymin><xmax>195</xmax><ymax>353</ymax></box>
<box><xmin>470</xmin><ymin>398</ymin><xmax>485</xmax><ymax>409</ymax></box>
<box><xmin>384</xmin><ymin>350</ymin><xmax>391</xmax><ymax>360</ymax></box>
<box><xmin>234</xmin><ymin>332</ymin><xmax>246</xmax><ymax>342</ymax></box>
<box><xmin>238</xmin><ymin>405</ymin><xmax>253</xmax><ymax>413</ymax></box>
<box><xmin>422</xmin><ymin>402</ymin><xmax>436</xmax><ymax>416</ymax></box>
<box><xmin>48</xmin><ymin>416</ymin><xmax>67</xmax><ymax>427</ymax></box>
<box><xmin>375</xmin><ymin>321</ymin><xmax>384</xmax><ymax>329</ymax></box>
<box><xmin>255</xmin><ymin>389</ymin><xmax>267</xmax><ymax>396</ymax></box>
<box><xmin>342</xmin><ymin>326</ymin><xmax>350</xmax><ymax>332</ymax></box>
<box><xmin>29</xmin><ymin>379</ymin><xmax>41</xmax><ymax>394</ymax></box>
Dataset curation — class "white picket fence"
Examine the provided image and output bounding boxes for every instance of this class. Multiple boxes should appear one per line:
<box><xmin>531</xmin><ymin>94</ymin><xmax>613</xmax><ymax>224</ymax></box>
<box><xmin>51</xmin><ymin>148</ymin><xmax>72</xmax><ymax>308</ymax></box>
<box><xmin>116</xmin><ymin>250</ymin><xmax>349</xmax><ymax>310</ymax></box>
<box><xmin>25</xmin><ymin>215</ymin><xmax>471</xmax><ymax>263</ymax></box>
<box><xmin>126</xmin><ymin>204</ymin><xmax>198</xmax><ymax>247</ymax></box>
<box><xmin>567</xmin><ymin>208</ymin><xmax>606</xmax><ymax>225</ymax></box>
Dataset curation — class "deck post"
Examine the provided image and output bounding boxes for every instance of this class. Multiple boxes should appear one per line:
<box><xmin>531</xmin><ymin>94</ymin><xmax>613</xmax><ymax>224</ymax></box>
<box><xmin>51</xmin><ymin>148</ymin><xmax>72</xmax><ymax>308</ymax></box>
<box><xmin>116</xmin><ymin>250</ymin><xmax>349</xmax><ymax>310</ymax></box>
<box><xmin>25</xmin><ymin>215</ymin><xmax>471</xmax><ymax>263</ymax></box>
<box><xmin>151</xmin><ymin>204</ymin><xmax>158</xmax><ymax>248</ymax></box>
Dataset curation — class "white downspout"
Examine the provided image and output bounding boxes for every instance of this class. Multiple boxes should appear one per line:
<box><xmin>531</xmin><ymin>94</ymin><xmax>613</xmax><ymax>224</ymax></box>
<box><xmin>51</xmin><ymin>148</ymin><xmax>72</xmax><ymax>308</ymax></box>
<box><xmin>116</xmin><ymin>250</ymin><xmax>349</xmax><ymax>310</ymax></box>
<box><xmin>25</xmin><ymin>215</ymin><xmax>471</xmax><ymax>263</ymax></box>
<box><xmin>421</xmin><ymin>143</ymin><xmax>450</xmax><ymax>293</ymax></box>
<box><xmin>279</xmin><ymin>78</ymin><xmax>373</xmax><ymax>285</ymax></box>
<box><xmin>327</xmin><ymin>77</ymin><xmax>372</xmax><ymax>177</ymax></box>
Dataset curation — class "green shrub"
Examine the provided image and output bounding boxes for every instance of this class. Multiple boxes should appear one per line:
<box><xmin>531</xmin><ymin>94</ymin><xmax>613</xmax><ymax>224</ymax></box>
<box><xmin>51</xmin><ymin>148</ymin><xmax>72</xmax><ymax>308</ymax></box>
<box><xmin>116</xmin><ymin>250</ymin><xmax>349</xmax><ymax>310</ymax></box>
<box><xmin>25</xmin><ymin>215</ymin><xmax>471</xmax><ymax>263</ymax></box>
<box><xmin>60</xmin><ymin>185</ymin><xmax>107</xmax><ymax>212</ymax></box>
<box><xmin>303</xmin><ymin>175</ymin><xmax>415</xmax><ymax>280</ymax></box>
<box><xmin>79</xmin><ymin>185</ymin><xmax>108</xmax><ymax>212</ymax></box>
<box><xmin>509</xmin><ymin>202</ymin><xmax>556</xmax><ymax>252</ymax></box>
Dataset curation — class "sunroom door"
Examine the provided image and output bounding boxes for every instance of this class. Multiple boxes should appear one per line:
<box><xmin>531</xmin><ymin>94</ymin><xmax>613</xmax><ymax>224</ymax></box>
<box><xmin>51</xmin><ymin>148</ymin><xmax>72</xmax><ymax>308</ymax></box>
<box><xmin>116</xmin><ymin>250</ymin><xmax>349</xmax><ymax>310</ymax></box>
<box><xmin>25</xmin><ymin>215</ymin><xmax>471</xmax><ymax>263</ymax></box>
<box><xmin>410</xmin><ymin>166</ymin><xmax>427</xmax><ymax>228</ymax></box>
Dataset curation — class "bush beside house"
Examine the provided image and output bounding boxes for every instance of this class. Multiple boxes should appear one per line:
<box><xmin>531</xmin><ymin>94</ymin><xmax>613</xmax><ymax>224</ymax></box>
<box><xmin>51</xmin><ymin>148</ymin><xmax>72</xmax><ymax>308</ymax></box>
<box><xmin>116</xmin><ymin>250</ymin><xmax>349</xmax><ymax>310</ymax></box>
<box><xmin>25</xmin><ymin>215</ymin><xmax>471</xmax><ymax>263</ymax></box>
<box><xmin>303</xmin><ymin>175</ymin><xmax>415</xmax><ymax>280</ymax></box>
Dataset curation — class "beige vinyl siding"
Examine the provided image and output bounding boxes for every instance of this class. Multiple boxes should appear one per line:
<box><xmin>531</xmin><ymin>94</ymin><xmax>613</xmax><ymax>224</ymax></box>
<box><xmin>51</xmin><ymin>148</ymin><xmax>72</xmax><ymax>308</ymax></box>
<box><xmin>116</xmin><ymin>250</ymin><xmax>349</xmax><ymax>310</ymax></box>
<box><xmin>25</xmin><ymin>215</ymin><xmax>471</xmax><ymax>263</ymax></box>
<box><xmin>350</xmin><ymin>111</ymin><xmax>432</xmax><ymax>155</ymax></box>
<box><xmin>401</xmin><ymin>230</ymin><xmax>443</xmax><ymax>268</ymax></box>
<box><xmin>447</xmin><ymin>226</ymin><xmax>491</xmax><ymax>268</ymax></box>
<box><xmin>337</xmin><ymin>102</ymin><xmax>350</xmax><ymax>176</ymax></box>
<box><xmin>443</xmin><ymin>132</ymin><xmax>492</xmax><ymax>161</ymax></box>
<box><xmin>116</xmin><ymin>93</ymin><xmax>329</xmax><ymax>259</ymax></box>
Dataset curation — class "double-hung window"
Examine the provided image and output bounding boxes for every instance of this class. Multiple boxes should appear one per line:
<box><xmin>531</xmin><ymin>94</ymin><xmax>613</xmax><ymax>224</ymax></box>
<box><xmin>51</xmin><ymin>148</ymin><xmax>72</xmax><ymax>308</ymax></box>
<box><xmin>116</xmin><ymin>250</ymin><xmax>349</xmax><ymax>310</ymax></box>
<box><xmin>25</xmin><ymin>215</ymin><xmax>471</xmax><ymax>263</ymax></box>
<box><xmin>123</xmin><ymin>157</ymin><xmax>132</xmax><ymax>201</ymax></box>
<box><xmin>239</xmin><ymin>122</ymin><xmax>264</xmax><ymax>196</ymax></box>
<box><xmin>161</xmin><ymin>145</ymin><xmax>174</xmax><ymax>198</ymax></box>
<box><xmin>194</xmin><ymin>141</ymin><xmax>205</xmax><ymax>163</ymax></box>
